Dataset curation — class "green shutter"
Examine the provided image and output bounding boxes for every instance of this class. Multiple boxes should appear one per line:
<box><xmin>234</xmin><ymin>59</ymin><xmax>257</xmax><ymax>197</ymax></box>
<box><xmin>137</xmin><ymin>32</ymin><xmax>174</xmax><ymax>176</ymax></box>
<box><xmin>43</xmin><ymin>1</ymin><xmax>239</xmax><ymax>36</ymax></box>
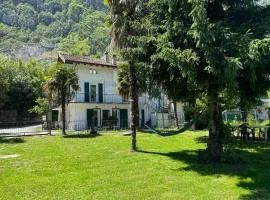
<box><xmin>84</xmin><ymin>82</ymin><xmax>89</xmax><ymax>102</ymax></box>
<box><xmin>98</xmin><ymin>83</ymin><xmax>103</xmax><ymax>103</ymax></box>
<box><xmin>87</xmin><ymin>109</ymin><xmax>93</xmax><ymax>129</ymax></box>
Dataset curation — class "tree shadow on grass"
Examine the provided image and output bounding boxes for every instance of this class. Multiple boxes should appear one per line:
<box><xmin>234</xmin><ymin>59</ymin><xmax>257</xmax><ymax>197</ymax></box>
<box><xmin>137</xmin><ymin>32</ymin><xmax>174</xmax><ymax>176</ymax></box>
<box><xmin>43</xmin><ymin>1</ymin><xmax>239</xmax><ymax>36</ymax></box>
<box><xmin>138</xmin><ymin>129</ymin><xmax>155</xmax><ymax>134</ymax></box>
<box><xmin>63</xmin><ymin>133</ymin><xmax>102</xmax><ymax>139</ymax></box>
<box><xmin>138</xmin><ymin>138</ymin><xmax>270</xmax><ymax>199</ymax></box>
<box><xmin>0</xmin><ymin>137</ymin><xmax>25</xmax><ymax>144</ymax></box>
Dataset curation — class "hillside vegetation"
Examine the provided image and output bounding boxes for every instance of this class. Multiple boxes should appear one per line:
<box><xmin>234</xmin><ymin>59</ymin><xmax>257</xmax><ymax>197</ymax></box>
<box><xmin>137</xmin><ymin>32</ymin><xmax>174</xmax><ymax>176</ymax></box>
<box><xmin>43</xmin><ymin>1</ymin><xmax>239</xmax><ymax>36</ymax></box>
<box><xmin>0</xmin><ymin>0</ymin><xmax>109</xmax><ymax>58</ymax></box>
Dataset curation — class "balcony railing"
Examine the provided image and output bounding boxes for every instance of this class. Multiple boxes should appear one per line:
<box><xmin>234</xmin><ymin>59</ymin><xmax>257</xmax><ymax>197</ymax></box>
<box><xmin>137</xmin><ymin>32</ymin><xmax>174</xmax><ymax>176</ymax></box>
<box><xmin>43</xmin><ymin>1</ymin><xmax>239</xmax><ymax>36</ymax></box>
<box><xmin>71</xmin><ymin>93</ymin><xmax>129</xmax><ymax>104</ymax></box>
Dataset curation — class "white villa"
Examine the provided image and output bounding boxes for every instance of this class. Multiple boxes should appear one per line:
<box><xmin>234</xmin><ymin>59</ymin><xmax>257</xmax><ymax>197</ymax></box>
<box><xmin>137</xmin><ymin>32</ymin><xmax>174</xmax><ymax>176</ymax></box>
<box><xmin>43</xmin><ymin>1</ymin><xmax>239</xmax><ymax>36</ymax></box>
<box><xmin>56</xmin><ymin>53</ymin><xmax>185</xmax><ymax>130</ymax></box>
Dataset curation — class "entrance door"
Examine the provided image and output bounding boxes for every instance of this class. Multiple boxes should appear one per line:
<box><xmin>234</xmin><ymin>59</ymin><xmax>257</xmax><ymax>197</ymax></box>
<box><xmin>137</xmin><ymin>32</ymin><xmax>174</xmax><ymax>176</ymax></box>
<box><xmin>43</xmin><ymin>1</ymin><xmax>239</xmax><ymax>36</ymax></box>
<box><xmin>102</xmin><ymin>110</ymin><xmax>110</xmax><ymax>126</ymax></box>
<box><xmin>98</xmin><ymin>83</ymin><xmax>103</xmax><ymax>103</ymax></box>
<box><xmin>87</xmin><ymin>109</ymin><xmax>98</xmax><ymax>129</ymax></box>
<box><xmin>112</xmin><ymin>108</ymin><xmax>119</xmax><ymax>127</ymax></box>
<box><xmin>120</xmin><ymin>109</ymin><xmax>128</xmax><ymax>129</ymax></box>
<box><xmin>84</xmin><ymin>82</ymin><xmax>89</xmax><ymax>102</ymax></box>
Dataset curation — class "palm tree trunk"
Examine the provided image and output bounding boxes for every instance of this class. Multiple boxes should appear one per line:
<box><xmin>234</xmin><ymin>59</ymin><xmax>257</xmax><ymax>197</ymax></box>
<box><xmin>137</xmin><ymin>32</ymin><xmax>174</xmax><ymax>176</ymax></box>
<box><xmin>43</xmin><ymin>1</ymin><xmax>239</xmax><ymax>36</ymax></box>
<box><xmin>129</xmin><ymin>63</ymin><xmax>137</xmax><ymax>151</ymax></box>
<box><xmin>207</xmin><ymin>86</ymin><xmax>223</xmax><ymax>162</ymax></box>
<box><xmin>173</xmin><ymin>101</ymin><xmax>180</xmax><ymax>129</ymax></box>
<box><xmin>61</xmin><ymin>91</ymin><xmax>66</xmax><ymax>135</ymax></box>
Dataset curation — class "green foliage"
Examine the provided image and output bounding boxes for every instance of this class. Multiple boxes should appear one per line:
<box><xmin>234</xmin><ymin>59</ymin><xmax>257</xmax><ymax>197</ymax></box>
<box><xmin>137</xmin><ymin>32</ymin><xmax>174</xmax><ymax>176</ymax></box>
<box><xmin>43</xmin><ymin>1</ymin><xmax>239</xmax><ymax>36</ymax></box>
<box><xmin>38</xmin><ymin>11</ymin><xmax>55</xmax><ymax>25</ymax></box>
<box><xmin>0</xmin><ymin>55</ymin><xmax>47</xmax><ymax>119</ymax></box>
<box><xmin>117</xmin><ymin>63</ymin><xmax>129</xmax><ymax>96</ymax></box>
<box><xmin>29</xmin><ymin>97</ymin><xmax>49</xmax><ymax>115</ymax></box>
<box><xmin>221</xmin><ymin>123</ymin><xmax>234</xmax><ymax>139</ymax></box>
<box><xmin>123</xmin><ymin>0</ymin><xmax>270</xmax><ymax>161</ymax></box>
<box><xmin>247</xmin><ymin>114</ymin><xmax>257</xmax><ymax>126</ymax></box>
<box><xmin>135</xmin><ymin>0</ymin><xmax>270</xmax><ymax>108</ymax></box>
<box><xmin>45</xmin><ymin>63</ymin><xmax>79</xmax><ymax>135</ymax></box>
<box><xmin>59</xmin><ymin>33</ymin><xmax>90</xmax><ymax>56</ymax></box>
<box><xmin>45</xmin><ymin>63</ymin><xmax>79</xmax><ymax>104</ymax></box>
<box><xmin>0</xmin><ymin>0</ymin><xmax>108</xmax><ymax>56</ymax></box>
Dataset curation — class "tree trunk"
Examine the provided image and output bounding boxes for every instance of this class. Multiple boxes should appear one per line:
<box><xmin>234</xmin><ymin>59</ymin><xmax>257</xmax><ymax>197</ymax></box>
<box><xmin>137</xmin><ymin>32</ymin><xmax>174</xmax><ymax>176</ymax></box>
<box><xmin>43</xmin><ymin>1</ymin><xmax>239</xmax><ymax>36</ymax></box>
<box><xmin>129</xmin><ymin>63</ymin><xmax>137</xmax><ymax>151</ymax></box>
<box><xmin>173</xmin><ymin>101</ymin><xmax>180</xmax><ymax>129</ymax></box>
<box><xmin>242</xmin><ymin>110</ymin><xmax>247</xmax><ymax>123</ymax></box>
<box><xmin>61</xmin><ymin>92</ymin><xmax>66</xmax><ymax>135</ymax></box>
<box><xmin>207</xmin><ymin>87</ymin><xmax>223</xmax><ymax>162</ymax></box>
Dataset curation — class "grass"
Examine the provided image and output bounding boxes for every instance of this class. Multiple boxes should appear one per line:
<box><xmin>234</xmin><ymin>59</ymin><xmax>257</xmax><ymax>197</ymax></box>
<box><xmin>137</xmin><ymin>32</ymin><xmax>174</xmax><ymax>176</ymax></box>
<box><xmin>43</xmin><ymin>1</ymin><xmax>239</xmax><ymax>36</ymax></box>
<box><xmin>1</xmin><ymin>131</ymin><xmax>270</xmax><ymax>199</ymax></box>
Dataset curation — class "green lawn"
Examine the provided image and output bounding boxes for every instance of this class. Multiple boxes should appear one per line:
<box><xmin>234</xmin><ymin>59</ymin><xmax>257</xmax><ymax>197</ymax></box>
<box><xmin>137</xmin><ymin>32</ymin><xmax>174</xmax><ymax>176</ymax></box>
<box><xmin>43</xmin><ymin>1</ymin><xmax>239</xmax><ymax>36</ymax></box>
<box><xmin>1</xmin><ymin>131</ymin><xmax>270</xmax><ymax>200</ymax></box>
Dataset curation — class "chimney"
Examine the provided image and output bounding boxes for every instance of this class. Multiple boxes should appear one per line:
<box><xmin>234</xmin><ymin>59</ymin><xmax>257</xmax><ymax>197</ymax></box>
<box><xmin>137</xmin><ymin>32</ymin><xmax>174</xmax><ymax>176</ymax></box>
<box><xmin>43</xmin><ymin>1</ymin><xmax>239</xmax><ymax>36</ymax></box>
<box><xmin>105</xmin><ymin>51</ymin><xmax>109</xmax><ymax>63</ymax></box>
<box><xmin>112</xmin><ymin>55</ymin><xmax>117</xmax><ymax>66</ymax></box>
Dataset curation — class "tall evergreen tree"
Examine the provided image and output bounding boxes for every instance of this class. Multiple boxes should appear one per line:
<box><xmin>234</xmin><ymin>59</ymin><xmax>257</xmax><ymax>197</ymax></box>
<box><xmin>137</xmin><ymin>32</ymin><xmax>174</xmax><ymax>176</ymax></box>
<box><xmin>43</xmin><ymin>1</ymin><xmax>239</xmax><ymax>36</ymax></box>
<box><xmin>134</xmin><ymin>0</ymin><xmax>270</xmax><ymax>161</ymax></box>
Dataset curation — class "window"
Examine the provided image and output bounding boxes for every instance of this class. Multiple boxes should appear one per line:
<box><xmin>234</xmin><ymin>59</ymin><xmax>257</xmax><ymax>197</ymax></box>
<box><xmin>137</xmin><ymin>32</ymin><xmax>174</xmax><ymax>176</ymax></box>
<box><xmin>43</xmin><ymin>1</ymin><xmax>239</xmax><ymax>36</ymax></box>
<box><xmin>90</xmin><ymin>85</ymin><xmax>96</xmax><ymax>102</ymax></box>
<box><xmin>89</xmin><ymin>68</ymin><xmax>97</xmax><ymax>74</ymax></box>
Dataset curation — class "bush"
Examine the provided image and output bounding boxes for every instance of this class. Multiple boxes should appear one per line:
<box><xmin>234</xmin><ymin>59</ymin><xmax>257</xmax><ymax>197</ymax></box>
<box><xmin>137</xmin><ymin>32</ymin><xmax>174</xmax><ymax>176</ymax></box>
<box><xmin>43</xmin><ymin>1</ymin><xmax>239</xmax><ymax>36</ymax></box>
<box><xmin>222</xmin><ymin>123</ymin><xmax>234</xmax><ymax>139</ymax></box>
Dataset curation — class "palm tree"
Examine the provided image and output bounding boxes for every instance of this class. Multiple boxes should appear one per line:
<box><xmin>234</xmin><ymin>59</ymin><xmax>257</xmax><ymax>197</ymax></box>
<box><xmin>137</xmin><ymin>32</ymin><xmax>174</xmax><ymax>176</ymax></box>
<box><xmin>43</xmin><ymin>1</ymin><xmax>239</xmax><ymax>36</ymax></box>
<box><xmin>106</xmin><ymin>0</ymin><xmax>144</xmax><ymax>151</ymax></box>
<box><xmin>45</xmin><ymin>64</ymin><xmax>79</xmax><ymax>135</ymax></box>
<box><xmin>117</xmin><ymin>63</ymin><xmax>129</xmax><ymax>97</ymax></box>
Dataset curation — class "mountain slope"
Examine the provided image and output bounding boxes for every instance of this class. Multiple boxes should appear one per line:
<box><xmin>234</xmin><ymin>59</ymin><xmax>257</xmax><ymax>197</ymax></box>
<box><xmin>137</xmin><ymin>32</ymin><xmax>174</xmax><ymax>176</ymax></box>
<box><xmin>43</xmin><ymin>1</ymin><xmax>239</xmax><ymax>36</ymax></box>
<box><xmin>0</xmin><ymin>0</ymin><xmax>109</xmax><ymax>59</ymax></box>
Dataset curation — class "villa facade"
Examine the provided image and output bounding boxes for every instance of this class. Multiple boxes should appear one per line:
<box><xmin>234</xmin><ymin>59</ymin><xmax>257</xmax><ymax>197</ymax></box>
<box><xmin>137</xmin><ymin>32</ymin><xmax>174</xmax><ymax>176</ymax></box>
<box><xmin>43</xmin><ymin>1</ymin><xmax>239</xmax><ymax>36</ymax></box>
<box><xmin>56</xmin><ymin>53</ymin><xmax>185</xmax><ymax>130</ymax></box>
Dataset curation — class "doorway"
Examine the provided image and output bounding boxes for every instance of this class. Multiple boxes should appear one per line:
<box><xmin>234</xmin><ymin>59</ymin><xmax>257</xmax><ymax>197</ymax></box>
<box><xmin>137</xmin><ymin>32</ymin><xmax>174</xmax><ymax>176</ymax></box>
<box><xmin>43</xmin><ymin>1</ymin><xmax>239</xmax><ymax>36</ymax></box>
<box><xmin>120</xmin><ymin>109</ymin><xmax>128</xmax><ymax>129</ymax></box>
<box><xmin>87</xmin><ymin>109</ymin><xmax>99</xmax><ymax>129</ymax></box>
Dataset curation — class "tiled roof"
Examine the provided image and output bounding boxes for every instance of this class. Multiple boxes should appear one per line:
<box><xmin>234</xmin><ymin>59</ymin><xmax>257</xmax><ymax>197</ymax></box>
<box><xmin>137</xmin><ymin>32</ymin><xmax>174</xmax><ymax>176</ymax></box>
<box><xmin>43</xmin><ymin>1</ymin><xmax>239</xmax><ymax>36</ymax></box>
<box><xmin>58</xmin><ymin>54</ymin><xmax>117</xmax><ymax>68</ymax></box>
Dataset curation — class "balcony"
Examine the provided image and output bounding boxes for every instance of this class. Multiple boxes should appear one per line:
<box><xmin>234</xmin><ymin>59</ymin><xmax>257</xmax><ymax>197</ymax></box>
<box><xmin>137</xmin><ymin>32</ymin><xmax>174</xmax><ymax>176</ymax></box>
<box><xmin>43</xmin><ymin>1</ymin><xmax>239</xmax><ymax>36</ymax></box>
<box><xmin>71</xmin><ymin>93</ymin><xmax>129</xmax><ymax>104</ymax></box>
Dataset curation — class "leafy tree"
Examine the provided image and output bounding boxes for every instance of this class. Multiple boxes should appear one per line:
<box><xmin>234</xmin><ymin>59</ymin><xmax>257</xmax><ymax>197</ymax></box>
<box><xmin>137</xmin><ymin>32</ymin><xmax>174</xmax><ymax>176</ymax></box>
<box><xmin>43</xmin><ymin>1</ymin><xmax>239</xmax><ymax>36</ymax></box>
<box><xmin>59</xmin><ymin>33</ymin><xmax>90</xmax><ymax>56</ymax></box>
<box><xmin>16</xmin><ymin>3</ymin><xmax>38</xmax><ymax>30</ymax></box>
<box><xmin>68</xmin><ymin>0</ymin><xmax>84</xmax><ymax>22</ymax></box>
<box><xmin>38</xmin><ymin>11</ymin><xmax>55</xmax><ymax>25</ymax></box>
<box><xmin>29</xmin><ymin>97</ymin><xmax>49</xmax><ymax>116</ymax></box>
<box><xmin>133</xmin><ymin>0</ymin><xmax>270</xmax><ymax>162</ymax></box>
<box><xmin>6</xmin><ymin>80</ymin><xmax>37</xmax><ymax>119</ymax></box>
<box><xmin>0</xmin><ymin>56</ymin><xmax>12</xmax><ymax>108</ymax></box>
<box><xmin>72</xmin><ymin>10</ymin><xmax>109</xmax><ymax>56</ymax></box>
<box><xmin>45</xmin><ymin>64</ymin><xmax>79</xmax><ymax>135</ymax></box>
<box><xmin>0</xmin><ymin>1</ymin><xmax>109</xmax><ymax>57</ymax></box>
<box><xmin>0</xmin><ymin>56</ymin><xmax>46</xmax><ymax>120</ymax></box>
<box><xmin>117</xmin><ymin>63</ymin><xmax>129</xmax><ymax>97</ymax></box>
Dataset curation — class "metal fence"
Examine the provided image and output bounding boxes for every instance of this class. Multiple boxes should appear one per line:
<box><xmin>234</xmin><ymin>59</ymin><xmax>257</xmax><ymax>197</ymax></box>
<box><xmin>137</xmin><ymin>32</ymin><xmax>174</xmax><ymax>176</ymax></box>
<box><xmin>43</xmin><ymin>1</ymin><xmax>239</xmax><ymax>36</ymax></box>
<box><xmin>0</xmin><ymin>121</ymin><xmax>49</xmax><ymax>137</ymax></box>
<box><xmin>150</xmin><ymin>112</ymin><xmax>186</xmax><ymax>129</ymax></box>
<box><xmin>0</xmin><ymin>119</ymin><xmax>130</xmax><ymax>137</ymax></box>
<box><xmin>44</xmin><ymin>120</ymin><xmax>130</xmax><ymax>131</ymax></box>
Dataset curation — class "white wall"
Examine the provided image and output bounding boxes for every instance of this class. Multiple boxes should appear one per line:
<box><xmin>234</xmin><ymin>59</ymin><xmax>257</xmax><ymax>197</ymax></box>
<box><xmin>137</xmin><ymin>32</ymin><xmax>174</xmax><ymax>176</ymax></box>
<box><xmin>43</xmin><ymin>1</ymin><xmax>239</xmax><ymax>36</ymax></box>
<box><xmin>67</xmin><ymin>103</ymin><xmax>130</xmax><ymax>130</ymax></box>
<box><xmin>76</xmin><ymin>64</ymin><xmax>116</xmax><ymax>94</ymax></box>
<box><xmin>62</xmin><ymin>63</ymin><xmax>185</xmax><ymax>129</ymax></box>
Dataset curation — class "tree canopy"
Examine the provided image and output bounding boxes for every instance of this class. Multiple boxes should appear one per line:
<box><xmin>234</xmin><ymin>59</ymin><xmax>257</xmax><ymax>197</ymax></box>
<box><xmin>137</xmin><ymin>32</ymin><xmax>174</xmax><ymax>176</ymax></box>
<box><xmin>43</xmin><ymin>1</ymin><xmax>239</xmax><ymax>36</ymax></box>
<box><xmin>123</xmin><ymin>0</ymin><xmax>270</xmax><ymax>161</ymax></box>
<box><xmin>0</xmin><ymin>55</ymin><xmax>46</xmax><ymax>120</ymax></box>
<box><xmin>0</xmin><ymin>0</ymin><xmax>109</xmax><ymax>57</ymax></box>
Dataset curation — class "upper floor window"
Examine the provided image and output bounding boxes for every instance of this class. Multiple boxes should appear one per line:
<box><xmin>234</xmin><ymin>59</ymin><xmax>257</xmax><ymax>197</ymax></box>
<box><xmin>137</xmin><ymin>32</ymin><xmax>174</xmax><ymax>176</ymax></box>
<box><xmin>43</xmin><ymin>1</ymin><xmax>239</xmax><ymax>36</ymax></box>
<box><xmin>89</xmin><ymin>68</ymin><xmax>97</xmax><ymax>74</ymax></box>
